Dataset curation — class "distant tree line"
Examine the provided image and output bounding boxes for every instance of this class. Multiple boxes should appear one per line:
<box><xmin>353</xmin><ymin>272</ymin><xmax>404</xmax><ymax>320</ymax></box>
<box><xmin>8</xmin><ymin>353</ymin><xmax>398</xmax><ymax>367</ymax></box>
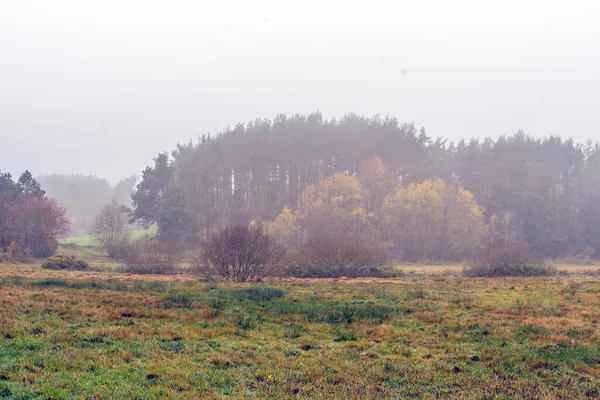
<box><xmin>129</xmin><ymin>112</ymin><xmax>600</xmax><ymax>261</ymax></box>
<box><xmin>37</xmin><ymin>174</ymin><xmax>137</xmax><ymax>236</ymax></box>
<box><xmin>0</xmin><ymin>171</ymin><xmax>69</xmax><ymax>259</ymax></box>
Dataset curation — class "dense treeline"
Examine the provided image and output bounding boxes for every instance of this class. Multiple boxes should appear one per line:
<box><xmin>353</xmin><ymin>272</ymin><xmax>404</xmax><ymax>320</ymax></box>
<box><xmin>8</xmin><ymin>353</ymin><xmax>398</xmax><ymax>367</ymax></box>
<box><xmin>129</xmin><ymin>112</ymin><xmax>600</xmax><ymax>260</ymax></box>
<box><xmin>0</xmin><ymin>171</ymin><xmax>69</xmax><ymax>259</ymax></box>
<box><xmin>37</xmin><ymin>174</ymin><xmax>137</xmax><ymax>235</ymax></box>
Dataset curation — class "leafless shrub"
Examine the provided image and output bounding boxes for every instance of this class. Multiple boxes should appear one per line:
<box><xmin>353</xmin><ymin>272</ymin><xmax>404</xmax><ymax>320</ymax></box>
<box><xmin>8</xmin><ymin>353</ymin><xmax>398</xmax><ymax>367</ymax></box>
<box><xmin>465</xmin><ymin>242</ymin><xmax>556</xmax><ymax>277</ymax></box>
<box><xmin>107</xmin><ymin>239</ymin><xmax>134</xmax><ymax>261</ymax></box>
<box><xmin>124</xmin><ymin>236</ymin><xmax>181</xmax><ymax>274</ymax></box>
<box><xmin>286</xmin><ymin>234</ymin><xmax>389</xmax><ymax>278</ymax></box>
<box><xmin>195</xmin><ymin>225</ymin><xmax>284</xmax><ymax>282</ymax></box>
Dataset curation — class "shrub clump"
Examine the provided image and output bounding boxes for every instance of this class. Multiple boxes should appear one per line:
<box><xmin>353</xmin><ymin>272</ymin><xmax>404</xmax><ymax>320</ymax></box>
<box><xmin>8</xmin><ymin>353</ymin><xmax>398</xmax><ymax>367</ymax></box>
<box><xmin>464</xmin><ymin>242</ymin><xmax>556</xmax><ymax>277</ymax></box>
<box><xmin>286</xmin><ymin>234</ymin><xmax>389</xmax><ymax>278</ymax></box>
<box><xmin>196</xmin><ymin>225</ymin><xmax>284</xmax><ymax>282</ymax></box>
<box><xmin>123</xmin><ymin>237</ymin><xmax>179</xmax><ymax>275</ymax></box>
<box><xmin>41</xmin><ymin>255</ymin><xmax>89</xmax><ymax>271</ymax></box>
<box><xmin>105</xmin><ymin>240</ymin><xmax>133</xmax><ymax>260</ymax></box>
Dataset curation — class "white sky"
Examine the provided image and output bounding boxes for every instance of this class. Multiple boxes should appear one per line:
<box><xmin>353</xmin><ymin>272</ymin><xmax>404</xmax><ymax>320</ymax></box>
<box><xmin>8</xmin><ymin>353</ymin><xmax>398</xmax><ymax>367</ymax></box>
<box><xmin>1</xmin><ymin>0</ymin><xmax>599</xmax><ymax>181</ymax></box>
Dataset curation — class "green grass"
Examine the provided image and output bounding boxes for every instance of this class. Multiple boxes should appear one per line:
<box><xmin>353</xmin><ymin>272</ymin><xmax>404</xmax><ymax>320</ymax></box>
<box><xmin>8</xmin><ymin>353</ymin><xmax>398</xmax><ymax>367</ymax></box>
<box><xmin>60</xmin><ymin>227</ymin><xmax>158</xmax><ymax>246</ymax></box>
<box><xmin>59</xmin><ymin>234</ymin><xmax>99</xmax><ymax>246</ymax></box>
<box><xmin>2</xmin><ymin>269</ymin><xmax>600</xmax><ymax>398</ymax></box>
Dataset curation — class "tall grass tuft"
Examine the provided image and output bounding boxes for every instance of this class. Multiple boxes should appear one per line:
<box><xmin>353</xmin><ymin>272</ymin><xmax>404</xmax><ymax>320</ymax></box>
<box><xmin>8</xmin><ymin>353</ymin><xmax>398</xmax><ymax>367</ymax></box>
<box><xmin>285</xmin><ymin>323</ymin><xmax>305</xmax><ymax>339</ymax></box>
<box><xmin>162</xmin><ymin>293</ymin><xmax>195</xmax><ymax>308</ymax></box>
<box><xmin>296</xmin><ymin>302</ymin><xmax>394</xmax><ymax>324</ymax></box>
<box><xmin>234</xmin><ymin>313</ymin><xmax>257</xmax><ymax>331</ymax></box>
<box><xmin>228</xmin><ymin>286</ymin><xmax>286</xmax><ymax>301</ymax></box>
<box><xmin>207</xmin><ymin>298</ymin><xmax>225</xmax><ymax>318</ymax></box>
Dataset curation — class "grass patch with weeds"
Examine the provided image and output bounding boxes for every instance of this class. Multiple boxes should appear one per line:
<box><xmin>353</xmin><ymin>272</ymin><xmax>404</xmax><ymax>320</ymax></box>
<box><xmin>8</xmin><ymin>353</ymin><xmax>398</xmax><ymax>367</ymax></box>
<box><xmin>226</xmin><ymin>286</ymin><xmax>286</xmax><ymax>301</ymax></box>
<box><xmin>1</xmin><ymin>268</ymin><xmax>600</xmax><ymax>397</ymax></box>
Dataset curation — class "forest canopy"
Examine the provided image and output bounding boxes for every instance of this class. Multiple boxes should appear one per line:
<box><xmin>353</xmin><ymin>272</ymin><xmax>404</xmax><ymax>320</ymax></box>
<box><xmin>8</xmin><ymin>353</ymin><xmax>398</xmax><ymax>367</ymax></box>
<box><xmin>129</xmin><ymin>112</ymin><xmax>600</xmax><ymax>261</ymax></box>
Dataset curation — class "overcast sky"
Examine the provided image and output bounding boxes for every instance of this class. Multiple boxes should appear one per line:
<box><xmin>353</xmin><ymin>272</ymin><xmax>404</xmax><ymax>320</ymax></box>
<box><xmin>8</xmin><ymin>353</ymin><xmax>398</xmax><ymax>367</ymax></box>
<box><xmin>1</xmin><ymin>0</ymin><xmax>599</xmax><ymax>182</ymax></box>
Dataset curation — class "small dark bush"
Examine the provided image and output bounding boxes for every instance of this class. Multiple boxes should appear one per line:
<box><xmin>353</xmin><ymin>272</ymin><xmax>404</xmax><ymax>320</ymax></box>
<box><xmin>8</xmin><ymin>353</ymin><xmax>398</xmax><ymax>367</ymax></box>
<box><xmin>41</xmin><ymin>255</ymin><xmax>89</xmax><ymax>271</ymax></box>
<box><xmin>464</xmin><ymin>242</ymin><xmax>556</xmax><ymax>277</ymax></box>
<box><xmin>286</xmin><ymin>234</ymin><xmax>388</xmax><ymax>278</ymax></box>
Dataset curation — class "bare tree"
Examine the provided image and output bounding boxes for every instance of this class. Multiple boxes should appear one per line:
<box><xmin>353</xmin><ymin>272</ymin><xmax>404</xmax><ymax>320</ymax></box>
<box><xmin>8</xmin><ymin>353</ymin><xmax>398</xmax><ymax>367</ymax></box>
<box><xmin>93</xmin><ymin>198</ymin><xmax>127</xmax><ymax>256</ymax></box>
<box><xmin>197</xmin><ymin>225</ymin><xmax>284</xmax><ymax>282</ymax></box>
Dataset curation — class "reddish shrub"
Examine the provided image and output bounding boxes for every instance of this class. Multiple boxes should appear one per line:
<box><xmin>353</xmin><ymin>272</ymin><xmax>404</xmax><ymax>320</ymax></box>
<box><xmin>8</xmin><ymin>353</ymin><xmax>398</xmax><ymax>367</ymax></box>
<box><xmin>286</xmin><ymin>234</ymin><xmax>389</xmax><ymax>278</ymax></box>
<box><xmin>465</xmin><ymin>242</ymin><xmax>556</xmax><ymax>277</ymax></box>
<box><xmin>124</xmin><ymin>237</ymin><xmax>180</xmax><ymax>275</ymax></box>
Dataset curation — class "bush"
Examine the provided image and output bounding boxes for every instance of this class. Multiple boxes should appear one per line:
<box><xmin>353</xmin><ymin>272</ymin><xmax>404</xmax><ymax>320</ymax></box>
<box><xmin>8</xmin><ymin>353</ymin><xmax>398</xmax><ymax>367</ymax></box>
<box><xmin>286</xmin><ymin>234</ymin><xmax>388</xmax><ymax>278</ymax></box>
<box><xmin>464</xmin><ymin>242</ymin><xmax>556</xmax><ymax>277</ymax></box>
<box><xmin>196</xmin><ymin>225</ymin><xmax>284</xmax><ymax>282</ymax></box>
<box><xmin>41</xmin><ymin>255</ymin><xmax>89</xmax><ymax>271</ymax></box>
<box><xmin>0</xmin><ymin>251</ymin><xmax>15</xmax><ymax>264</ymax></box>
<box><xmin>106</xmin><ymin>239</ymin><xmax>133</xmax><ymax>260</ymax></box>
<box><xmin>123</xmin><ymin>237</ymin><xmax>179</xmax><ymax>275</ymax></box>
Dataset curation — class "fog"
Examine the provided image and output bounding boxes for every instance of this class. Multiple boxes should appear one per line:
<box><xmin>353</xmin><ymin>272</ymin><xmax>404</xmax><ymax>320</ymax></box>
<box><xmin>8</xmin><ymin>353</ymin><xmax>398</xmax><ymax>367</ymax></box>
<box><xmin>1</xmin><ymin>0</ymin><xmax>599</xmax><ymax>182</ymax></box>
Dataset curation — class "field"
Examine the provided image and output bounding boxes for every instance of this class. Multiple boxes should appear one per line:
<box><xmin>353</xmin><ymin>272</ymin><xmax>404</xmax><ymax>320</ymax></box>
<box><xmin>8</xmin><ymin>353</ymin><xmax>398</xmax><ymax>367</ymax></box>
<box><xmin>1</xmin><ymin>254</ymin><xmax>600</xmax><ymax>399</ymax></box>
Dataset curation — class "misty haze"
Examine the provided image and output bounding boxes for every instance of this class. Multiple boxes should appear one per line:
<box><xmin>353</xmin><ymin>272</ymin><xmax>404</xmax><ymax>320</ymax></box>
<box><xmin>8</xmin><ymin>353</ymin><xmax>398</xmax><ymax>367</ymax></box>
<box><xmin>1</xmin><ymin>1</ymin><xmax>600</xmax><ymax>398</ymax></box>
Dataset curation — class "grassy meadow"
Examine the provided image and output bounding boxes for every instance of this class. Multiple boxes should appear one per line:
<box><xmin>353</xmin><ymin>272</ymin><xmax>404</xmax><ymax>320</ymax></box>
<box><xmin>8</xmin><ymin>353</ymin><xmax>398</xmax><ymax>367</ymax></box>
<box><xmin>1</xmin><ymin>250</ymin><xmax>600</xmax><ymax>399</ymax></box>
<box><xmin>59</xmin><ymin>228</ymin><xmax>158</xmax><ymax>247</ymax></box>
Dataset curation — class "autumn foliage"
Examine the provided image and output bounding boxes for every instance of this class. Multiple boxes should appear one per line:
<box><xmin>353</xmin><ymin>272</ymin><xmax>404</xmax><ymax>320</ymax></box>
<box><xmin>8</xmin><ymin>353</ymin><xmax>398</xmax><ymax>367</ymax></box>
<box><xmin>128</xmin><ymin>116</ymin><xmax>600</xmax><ymax>261</ymax></box>
<box><xmin>0</xmin><ymin>171</ymin><xmax>69</xmax><ymax>259</ymax></box>
<box><xmin>381</xmin><ymin>179</ymin><xmax>485</xmax><ymax>261</ymax></box>
<box><xmin>266</xmin><ymin>159</ymin><xmax>485</xmax><ymax>266</ymax></box>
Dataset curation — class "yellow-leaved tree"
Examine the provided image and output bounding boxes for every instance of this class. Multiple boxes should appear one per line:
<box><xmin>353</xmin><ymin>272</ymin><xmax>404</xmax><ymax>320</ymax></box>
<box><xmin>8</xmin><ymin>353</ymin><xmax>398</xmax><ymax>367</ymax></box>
<box><xmin>381</xmin><ymin>179</ymin><xmax>485</xmax><ymax>261</ymax></box>
<box><xmin>263</xmin><ymin>206</ymin><xmax>307</xmax><ymax>250</ymax></box>
<box><xmin>358</xmin><ymin>157</ymin><xmax>395</xmax><ymax>229</ymax></box>
<box><xmin>297</xmin><ymin>173</ymin><xmax>371</xmax><ymax>238</ymax></box>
